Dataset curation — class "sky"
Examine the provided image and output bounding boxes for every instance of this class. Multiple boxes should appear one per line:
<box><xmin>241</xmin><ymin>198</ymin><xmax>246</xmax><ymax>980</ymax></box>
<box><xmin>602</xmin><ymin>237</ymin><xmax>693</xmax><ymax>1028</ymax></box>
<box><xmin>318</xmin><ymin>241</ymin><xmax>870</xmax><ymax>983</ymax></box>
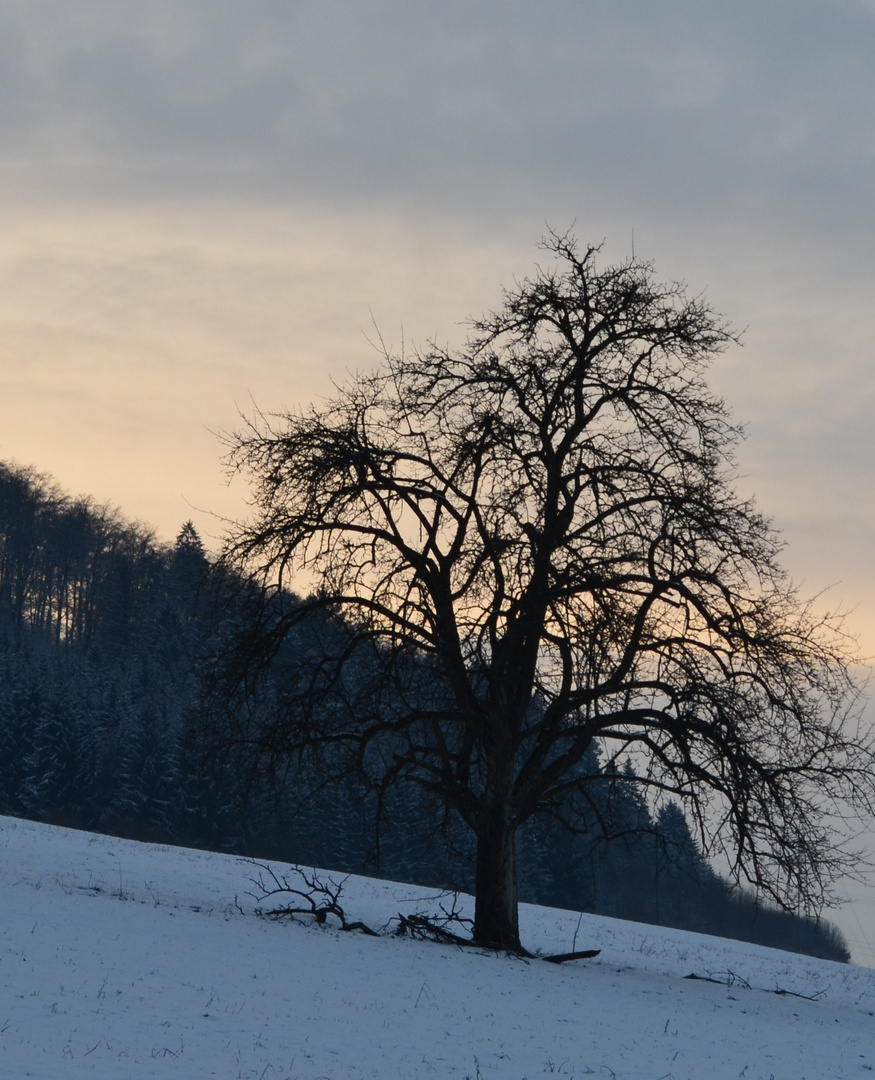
<box><xmin>1</xmin><ymin>1</ymin><xmax>875</xmax><ymax>956</ymax></box>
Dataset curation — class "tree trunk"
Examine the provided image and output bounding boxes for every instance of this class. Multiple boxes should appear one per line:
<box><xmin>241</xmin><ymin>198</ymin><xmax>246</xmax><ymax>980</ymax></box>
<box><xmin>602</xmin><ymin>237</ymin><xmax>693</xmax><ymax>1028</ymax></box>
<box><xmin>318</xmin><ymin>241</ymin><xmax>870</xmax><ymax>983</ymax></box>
<box><xmin>473</xmin><ymin>800</ymin><xmax>521</xmax><ymax>951</ymax></box>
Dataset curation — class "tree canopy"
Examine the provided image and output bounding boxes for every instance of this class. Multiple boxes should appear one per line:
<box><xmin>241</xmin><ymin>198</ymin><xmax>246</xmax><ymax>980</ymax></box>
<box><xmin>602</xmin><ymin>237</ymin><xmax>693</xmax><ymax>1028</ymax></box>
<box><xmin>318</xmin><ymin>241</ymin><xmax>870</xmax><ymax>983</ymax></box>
<box><xmin>221</xmin><ymin>233</ymin><xmax>873</xmax><ymax>951</ymax></box>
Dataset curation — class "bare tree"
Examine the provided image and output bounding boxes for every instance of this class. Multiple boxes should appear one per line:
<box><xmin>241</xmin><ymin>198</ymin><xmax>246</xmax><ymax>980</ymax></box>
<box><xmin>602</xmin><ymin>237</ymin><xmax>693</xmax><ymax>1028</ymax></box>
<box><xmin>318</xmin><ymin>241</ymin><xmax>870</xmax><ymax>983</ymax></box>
<box><xmin>219</xmin><ymin>233</ymin><xmax>872</xmax><ymax>952</ymax></box>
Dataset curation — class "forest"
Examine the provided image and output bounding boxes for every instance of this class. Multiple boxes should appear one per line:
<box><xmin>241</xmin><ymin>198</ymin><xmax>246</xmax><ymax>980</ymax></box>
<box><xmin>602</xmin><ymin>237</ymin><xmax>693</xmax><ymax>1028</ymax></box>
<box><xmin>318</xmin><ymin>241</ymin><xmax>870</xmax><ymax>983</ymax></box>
<box><xmin>0</xmin><ymin>459</ymin><xmax>850</xmax><ymax>962</ymax></box>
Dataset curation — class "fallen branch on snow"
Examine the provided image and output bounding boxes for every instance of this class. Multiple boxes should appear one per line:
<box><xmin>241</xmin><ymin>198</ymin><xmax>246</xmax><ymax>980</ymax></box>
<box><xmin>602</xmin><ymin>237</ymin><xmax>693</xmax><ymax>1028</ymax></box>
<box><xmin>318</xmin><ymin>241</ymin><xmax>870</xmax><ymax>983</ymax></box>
<box><xmin>684</xmin><ymin>970</ymin><xmax>828</xmax><ymax>1001</ymax></box>
<box><xmin>245</xmin><ymin>862</ymin><xmax>379</xmax><ymax>936</ymax></box>
<box><xmin>542</xmin><ymin>949</ymin><xmax>602</xmax><ymax>964</ymax></box>
<box><xmin>245</xmin><ymin>868</ymin><xmax>600</xmax><ymax>961</ymax></box>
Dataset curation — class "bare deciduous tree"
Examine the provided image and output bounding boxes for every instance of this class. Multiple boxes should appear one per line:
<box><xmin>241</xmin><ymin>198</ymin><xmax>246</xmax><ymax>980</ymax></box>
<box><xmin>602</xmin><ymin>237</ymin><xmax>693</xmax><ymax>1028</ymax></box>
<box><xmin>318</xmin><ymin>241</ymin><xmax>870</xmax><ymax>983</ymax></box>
<box><xmin>219</xmin><ymin>234</ymin><xmax>872</xmax><ymax>952</ymax></box>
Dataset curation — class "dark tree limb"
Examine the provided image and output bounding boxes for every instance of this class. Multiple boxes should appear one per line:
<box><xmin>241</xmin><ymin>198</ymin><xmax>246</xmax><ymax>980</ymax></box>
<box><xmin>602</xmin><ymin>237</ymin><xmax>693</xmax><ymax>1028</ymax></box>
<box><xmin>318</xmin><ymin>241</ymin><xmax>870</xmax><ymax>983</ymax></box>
<box><xmin>246</xmin><ymin>862</ymin><xmax>379</xmax><ymax>936</ymax></box>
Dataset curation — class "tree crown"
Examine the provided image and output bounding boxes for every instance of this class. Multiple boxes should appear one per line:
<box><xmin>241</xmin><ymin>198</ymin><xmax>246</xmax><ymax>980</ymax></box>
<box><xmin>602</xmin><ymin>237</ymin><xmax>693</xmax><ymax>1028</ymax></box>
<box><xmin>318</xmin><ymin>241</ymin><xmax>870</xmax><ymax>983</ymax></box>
<box><xmin>222</xmin><ymin>234</ymin><xmax>872</xmax><ymax>918</ymax></box>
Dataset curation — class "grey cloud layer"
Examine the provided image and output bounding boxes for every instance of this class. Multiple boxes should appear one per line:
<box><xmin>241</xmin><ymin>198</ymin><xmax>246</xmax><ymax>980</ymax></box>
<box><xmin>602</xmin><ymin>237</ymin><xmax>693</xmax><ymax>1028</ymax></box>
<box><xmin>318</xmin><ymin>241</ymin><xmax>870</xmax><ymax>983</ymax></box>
<box><xmin>3</xmin><ymin>0</ymin><xmax>874</xmax><ymax>238</ymax></box>
<box><xmin>2</xmin><ymin>0</ymin><xmax>874</xmax><ymax>569</ymax></box>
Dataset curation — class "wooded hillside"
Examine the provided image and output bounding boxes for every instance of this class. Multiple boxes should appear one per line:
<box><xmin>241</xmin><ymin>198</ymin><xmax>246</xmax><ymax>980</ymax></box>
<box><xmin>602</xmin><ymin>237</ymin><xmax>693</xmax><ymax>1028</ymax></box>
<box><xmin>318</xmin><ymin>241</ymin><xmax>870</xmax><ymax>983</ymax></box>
<box><xmin>0</xmin><ymin>461</ymin><xmax>849</xmax><ymax>961</ymax></box>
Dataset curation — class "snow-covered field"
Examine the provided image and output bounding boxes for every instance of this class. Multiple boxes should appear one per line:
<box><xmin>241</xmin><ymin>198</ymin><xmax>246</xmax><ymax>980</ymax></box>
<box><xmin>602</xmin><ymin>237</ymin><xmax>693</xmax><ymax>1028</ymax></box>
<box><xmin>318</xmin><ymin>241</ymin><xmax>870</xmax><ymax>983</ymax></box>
<box><xmin>1</xmin><ymin>816</ymin><xmax>872</xmax><ymax>1079</ymax></box>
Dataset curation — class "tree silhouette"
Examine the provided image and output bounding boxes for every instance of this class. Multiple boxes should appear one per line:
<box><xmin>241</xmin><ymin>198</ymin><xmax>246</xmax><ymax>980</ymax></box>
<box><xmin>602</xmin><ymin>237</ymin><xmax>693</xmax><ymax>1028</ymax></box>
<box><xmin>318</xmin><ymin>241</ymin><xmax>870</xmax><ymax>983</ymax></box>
<box><xmin>219</xmin><ymin>234</ymin><xmax>872</xmax><ymax>951</ymax></box>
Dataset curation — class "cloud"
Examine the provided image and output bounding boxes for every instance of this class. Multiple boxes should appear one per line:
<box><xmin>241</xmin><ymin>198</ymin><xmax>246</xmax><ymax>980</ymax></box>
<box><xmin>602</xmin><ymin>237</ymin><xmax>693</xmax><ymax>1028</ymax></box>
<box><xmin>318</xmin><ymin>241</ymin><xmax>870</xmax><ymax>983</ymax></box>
<box><xmin>0</xmin><ymin>0</ymin><xmax>873</xmax><ymax>651</ymax></box>
<box><xmin>1</xmin><ymin>0</ymin><xmax>873</xmax><ymax>237</ymax></box>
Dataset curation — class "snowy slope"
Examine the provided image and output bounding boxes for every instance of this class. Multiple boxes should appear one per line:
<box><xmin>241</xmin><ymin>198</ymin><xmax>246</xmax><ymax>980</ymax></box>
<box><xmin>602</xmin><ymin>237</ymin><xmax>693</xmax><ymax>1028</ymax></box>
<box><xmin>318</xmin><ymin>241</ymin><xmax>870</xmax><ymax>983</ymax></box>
<box><xmin>1</xmin><ymin>816</ymin><xmax>872</xmax><ymax>1080</ymax></box>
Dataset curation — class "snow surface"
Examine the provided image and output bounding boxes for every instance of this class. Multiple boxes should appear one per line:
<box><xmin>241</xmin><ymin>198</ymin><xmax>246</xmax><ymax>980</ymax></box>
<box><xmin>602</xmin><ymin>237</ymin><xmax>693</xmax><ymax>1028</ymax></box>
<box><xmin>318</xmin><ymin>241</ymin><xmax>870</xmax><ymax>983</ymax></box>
<box><xmin>1</xmin><ymin>816</ymin><xmax>873</xmax><ymax>1079</ymax></box>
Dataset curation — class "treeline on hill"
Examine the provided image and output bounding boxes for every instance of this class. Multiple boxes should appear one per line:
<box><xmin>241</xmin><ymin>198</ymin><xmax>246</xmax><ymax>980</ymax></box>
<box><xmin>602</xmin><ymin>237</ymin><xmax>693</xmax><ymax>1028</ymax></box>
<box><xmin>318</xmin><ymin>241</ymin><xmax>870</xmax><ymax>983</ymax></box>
<box><xmin>0</xmin><ymin>461</ymin><xmax>850</xmax><ymax>962</ymax></box>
